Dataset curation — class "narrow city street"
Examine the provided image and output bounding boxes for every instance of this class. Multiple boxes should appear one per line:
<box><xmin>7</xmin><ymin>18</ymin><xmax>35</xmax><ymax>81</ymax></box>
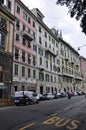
<box><xmin>0</xmin><ymin>95</ymin><xmax>86</xmax><ymax>130</ymax></box>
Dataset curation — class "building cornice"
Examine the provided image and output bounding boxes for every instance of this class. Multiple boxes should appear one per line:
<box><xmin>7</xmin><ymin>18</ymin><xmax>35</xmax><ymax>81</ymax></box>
<box><xmin>0</xmin><ymin>6</ymin><xmax>15</xmax><ymax>21</ymax></box>
<box><xmin>16</xmin><ymin>0</ymin><xmax>37</xmax><ymax>20</ymax></box>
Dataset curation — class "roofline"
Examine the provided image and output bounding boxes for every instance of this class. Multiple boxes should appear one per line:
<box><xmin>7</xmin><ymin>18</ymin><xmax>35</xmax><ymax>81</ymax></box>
<box><xmin>16</xmin><ymin>0</ymin><xmax>36</xmax><ymax>20</ymax></box>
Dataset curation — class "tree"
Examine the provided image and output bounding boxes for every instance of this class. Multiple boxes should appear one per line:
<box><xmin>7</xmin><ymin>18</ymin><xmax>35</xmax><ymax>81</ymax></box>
<box><xmin>56</xmin><ymin>0</ymin><xmax>86</xmax><ymax>34</ymax></box>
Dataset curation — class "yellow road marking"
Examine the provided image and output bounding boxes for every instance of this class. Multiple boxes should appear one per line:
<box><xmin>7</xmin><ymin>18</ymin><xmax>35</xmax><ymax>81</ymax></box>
<box><xmin>48</xmin><ymin>113</ymin><xmax>57</xmax><ymax>118</ymax></box>
<box><xmin>64</xmin><ymin>106</ymin><xmax>72</xmax><ymax>110</ymax></box>
<box><xmin>18</xmin><ymin>123</ymin><xmax>35</xmax><ymax>130</ymax></box>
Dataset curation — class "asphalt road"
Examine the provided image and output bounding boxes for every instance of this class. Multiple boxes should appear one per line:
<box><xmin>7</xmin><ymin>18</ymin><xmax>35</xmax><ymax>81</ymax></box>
<box><xmin>0</xmin><ymin>95</ymin><xmax>86</xmax><ymax>130</ymax></box>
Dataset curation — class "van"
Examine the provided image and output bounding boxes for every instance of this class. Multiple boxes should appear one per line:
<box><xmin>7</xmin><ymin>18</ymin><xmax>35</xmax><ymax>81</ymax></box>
<box><xmin>14</xmin><ymin>91</ymin><xmax>34</xmax><ymax>105</ymax></box>
<box><xmin>14</xmin><ymin>91</ymin><xmax>39</xmax><ymax>105</ymax></box>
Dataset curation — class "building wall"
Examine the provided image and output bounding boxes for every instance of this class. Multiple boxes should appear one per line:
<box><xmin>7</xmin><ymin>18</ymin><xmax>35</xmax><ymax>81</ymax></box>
<box><xmin>12</xmin><ymin>0</ymin><xmax>37</xmax><ymax>96</ymax></box>
<box><xmin>0</xmin><ymin>5</ymin><xmax>15</xmax><ymax>98</ymax></box>
<box><xmin>80</xmin><ymin>57</ymin><xmax>86</xmax><ymax>92</ymax></box>
<box><xmin>58</xmin><ymin>38</ymin><xmax>82</xmax><ymax>93</ymax></box>
<box><xmin>31</xmin><ymin>8</ymin><xmax>59</xmax><ymax>94</ymax></box>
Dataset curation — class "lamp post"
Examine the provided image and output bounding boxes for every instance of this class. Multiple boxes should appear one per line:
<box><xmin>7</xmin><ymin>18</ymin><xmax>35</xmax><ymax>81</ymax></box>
<box><xmin>77</xmin><ymin>44</ymin><xmax>86</xmax><ymax>50</ymax></box>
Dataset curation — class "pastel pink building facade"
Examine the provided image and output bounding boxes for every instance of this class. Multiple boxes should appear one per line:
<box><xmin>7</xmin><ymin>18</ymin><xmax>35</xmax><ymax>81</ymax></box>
<box><xmin>11</xmin><ymin>0</ymin><xmax>37</xmax><ymax>96</ymax></box>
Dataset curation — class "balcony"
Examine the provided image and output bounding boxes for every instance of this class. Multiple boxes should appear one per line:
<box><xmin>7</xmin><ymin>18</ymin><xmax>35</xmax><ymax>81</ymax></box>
<box><xmin>75</xmin><ymin>63</ymin><xmax>79</xmax><ymax>67</ymax></box>
<box><xmin>69</xmin><ymin>60</ymin><xmax>74</xmax><ymax>64</ymax></box>
<box><xmin>64</xmin><ymin>56</ymin><xmax>69</xmax><ymax>61</ymax></box>
<box><xmin>21</xmin><ymin>31</ymin><xmax>34</xmax><ymax>41</ymax></box>
<box><xmin>38</xmin><ymin>65</ymin><xmax>45</xmax><ymax>71</ymax></box>
<box><xmin>45</xmin><ymin>48</ymin><xmax>57</xmax><ymax>57</ymax></box>
<box><xmin>62</xmin><ymin>69</ymin><xmax>74</xmax><ymax>77</ymax></box>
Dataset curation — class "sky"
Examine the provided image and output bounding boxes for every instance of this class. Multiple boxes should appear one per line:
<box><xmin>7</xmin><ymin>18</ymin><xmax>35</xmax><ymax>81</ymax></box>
<box><xmin>21</xmin><ymin>0</ymin><xmax>86</xmax><ymax>58</ymax></box>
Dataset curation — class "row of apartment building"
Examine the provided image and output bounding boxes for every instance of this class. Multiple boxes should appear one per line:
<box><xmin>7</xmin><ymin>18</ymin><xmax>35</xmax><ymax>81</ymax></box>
<box><xmin>0</xmin><ymin>0</ymin><xmax>86</xmax><ymax>98</ymax></box>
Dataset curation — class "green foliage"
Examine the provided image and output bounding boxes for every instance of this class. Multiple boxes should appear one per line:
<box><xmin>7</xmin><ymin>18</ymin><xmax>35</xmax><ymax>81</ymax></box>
<box><xmin>56</xmin><ymin>0</ymin><xmax>86</xmax><ymax>34</ymax></box>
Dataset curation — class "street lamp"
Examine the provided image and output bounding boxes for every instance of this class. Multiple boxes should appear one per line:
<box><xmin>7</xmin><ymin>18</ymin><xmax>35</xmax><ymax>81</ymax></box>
<box><xmin>77</xmin><ymin>44</ymin><xmax>86</xmax><ymax>50</ymax></box>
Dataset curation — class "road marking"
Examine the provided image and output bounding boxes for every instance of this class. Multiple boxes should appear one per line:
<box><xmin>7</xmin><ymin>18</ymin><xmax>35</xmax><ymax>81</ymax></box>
<box><xmin>48</xmin><ymin>113</ymin><xmax>57</xmax><ymax>118</ymax></box>
<box><xmin>55</xmin><ymin>118</ymin><xmax>71</xmax><ymax>127</ymax></box>
<box><xmin>43</xmin><ymin>116</ymin><xmax>60</xmax><ymax>124</ymax></box>
<box><xmin>43</xmin><ymin>115</ymin><xmax>79</xmax><ymax>130</ymax></box>
<box><xmin>18</xmin><ymin>123</ymin><xmax>35</xmax><ymax>130</ymax></box>
<box><xmin>64</xmin><ymin>106</ymin><xmax>72</xmax><ymax>110</ymax></box>
<box><xmin>66</xmin><ymin>120</ymin><xmax>79</xmax><ymax>130</ymax></box>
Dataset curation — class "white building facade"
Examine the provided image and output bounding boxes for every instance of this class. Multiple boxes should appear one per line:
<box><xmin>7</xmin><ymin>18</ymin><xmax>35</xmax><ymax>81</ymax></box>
<box><xmin>31</xmin><ymin>8</ymin><xmax>61</xmax><ymax>94</ymax></box>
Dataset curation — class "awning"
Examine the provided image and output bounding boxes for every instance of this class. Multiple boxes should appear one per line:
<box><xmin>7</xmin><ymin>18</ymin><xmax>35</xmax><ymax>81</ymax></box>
<box><xmin>0</xmin><ymin>83</ymin><xmax>5</xmax><ymax>89</ymax></box>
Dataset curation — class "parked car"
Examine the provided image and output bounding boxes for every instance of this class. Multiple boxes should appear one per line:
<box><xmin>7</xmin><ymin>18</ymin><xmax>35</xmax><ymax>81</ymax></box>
<box><xmin>73</xmin><ymin>92</ymin><xmax>78</xmax><ymax>96</ymax></box>
<box><xmin>14</xmin><ymin>91</ymin><xmax>39</xmax><ymax>106</ymax></box>
<box><xmin>77</xmin><ymin>91</ymin><xmax>82</xmax><ymax>96</ymax></box>
<box><xmin>33</xmin><ymin>93</ymin><xmax>43</xmax><ymax>101</ymax></box>
<box><xmin>54</xmin><ymin>93</ymin><xmax>59</xmax><ymax>99</ymax></box>
<box><xmin>35</xmin><ymin>93</ymin><xmax>45</xmax><ymax>101</ymax></box>
<box><xmin>57</xmin><ymin>92</ymin><xmax>68</xmax><ymax>98</ymax></box>
<box><xmin>44</xmin><ymin>93</ymin><xmax>55</xmax><ymax>100</ymax></box>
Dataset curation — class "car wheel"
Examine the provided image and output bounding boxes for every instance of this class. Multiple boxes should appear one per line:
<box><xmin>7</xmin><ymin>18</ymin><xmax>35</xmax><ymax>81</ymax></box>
<box><xmin>24</xmin><ymin>101</ymin><xmax>29</xmax><ymax>105</ymax></box>
<box><xmin>36</xmin><ymin>100</ymin><xmax>39</xmax><ymax>104</ymax></box>
<box><xmin>15</xmin><ymin>103</ymin><xmax>19</xmax><ymax>106</ymax></box>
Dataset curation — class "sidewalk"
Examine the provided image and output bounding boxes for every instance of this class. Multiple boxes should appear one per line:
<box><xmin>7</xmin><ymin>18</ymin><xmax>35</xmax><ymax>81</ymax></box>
<box><xmin>0</xmin><ymin>98</ymin><xmax>14</xmax><ymax>108</ymax></box>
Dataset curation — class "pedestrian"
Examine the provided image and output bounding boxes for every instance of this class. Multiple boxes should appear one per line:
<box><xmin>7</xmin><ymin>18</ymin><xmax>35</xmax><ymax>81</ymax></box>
<box><xmin>68</xmin><ymin>93</ymin><xmax>71</xmax><ymax>99</ymax></box>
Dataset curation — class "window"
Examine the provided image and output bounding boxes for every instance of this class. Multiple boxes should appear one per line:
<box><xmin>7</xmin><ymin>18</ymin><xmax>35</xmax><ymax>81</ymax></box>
<box><xmin>28</xmin><ymin>28</ymin><xmax>30</xmax><ymax>33</ymax></box>
<box><xmin>33</xmin><ymin>56</ymin><xmax>36</xmax><ymax>65</ymax></box>
<box><xmin>49</xmin><ymin>44</ymin><xmax>51</xmax><ymax>49</ymax></box>
<box><xmin>15</xmin><ymin>48</ymin><xmax>19</xmax><ymax>60</ymax></box>
<box><xmin>45</xmin><ymin>42</ymin><xmax>47</xmax><ymax>47</ymax></box>
<box><xmin>16</xmin><ymin>34</ymin><xmax>19</xmax><ymax>42</ymax></box>
<box><xmin>28</xmin><ymin>16</ymin><xmax>31</xmax><ymax>23</ymax></box>
<box><xmin>22</xmin><ymin>24</ymin><xmax>26</xmax><ymax>31</ymax></box>
<box><xmin>28</xmin><ymin>68</ymin><xmax>30</xmax><ymax>78</ymax></box>
<box><xmin>56</xmin><ymin>43</ymin><xmax>58</xmax><ymax>47</ymax></box>
<box><xmin>45</xmin><ymin>74</ymin><xmax>49</xmax><ymax>81</ymax></box>
<box><xmin>50</xmin><ymin>63</ymin><xmax>52</xmax><ymax>71</ymax></box>
<box><xmin>33</xmin><ymin>45</ymin><xmax>37</xmax><ymax>52</ymax></box>
<box><xmin>0</xmin><ymin>32</ymin><xmax>6</xmax><ymax>48</ymax></box>
<box><xmin>33</xmin><ymin>32</ymin><xmax>35</xmax><ymax>39</ymax></box>
<box><xmin>22</xmin><ymin>66</ymin><xmax>25</xmax><ymax>77</ymax></box>
<box><xmin>45</xmin><ymin>32</ymin><xmax>47</xmax><ymax>38</ymax></box>
<box><xmin>2</xmin><ymin>0</ymin><xmax>11</xmax><ymax>10</ymax></box>
<box><xmin>38</xmin><ymin>48</ymin><xmax>43</xmax><ymax>56</ymax></box>
<box><xmin>14</xmin><ymin>64</ymin><xmax>18</xmax><ymax>76</ymax></box>
<box><xmin>0</xmin><ymin>18</ymin><xmax>7</xmax><ymax>29</ymax></box>
<box><xmin>51</xmin><ymin>75</ymin><xmax>53</xmax><ymax>82</ymax></box>
<box><xmin>45</xmin><ymin>52</ymin><xmax>48</xmax><ymax>59</ymax></box>
<box><xmin>28</xmin><ymin>54</ymin><xmax>31</xmax><ymax>64</ymax></box>
<box><xmin>33</xmin><ymin>70</ymin><xmax>36</xmax><ymax>79</ymax></box>
<box><xmin>40</xmin><ymin>57</ymin><xmax>42</xmax><ymax>65</ymax></box>
<box><xmin>39</xmin><ymin>36</ymin><xmax>42</xmax><ymax>44</ymax></box>
<box><xmin>57</xmin><ymin>59</ymin><xmax>60</xmax><ymax>65</ymax></box>
<box><xmin>28</xmin><ymin>42</ymin><xmax>31</xmax><ymax>48</ymax></box>
<box><xmin>23</xmin><ymin>12</ymin><xmax>27</xmax><ymax>20</ymax></box>
<box><xmin>39</xmin><ymin>27</ymin><xmax>41</xmax><ymax>33</ymax></box>
<box><xmin>22</xmin><ymin>51</ymin><xmax>25</xmax><ymax>62</ymax></box>
<box><xmin>33</xmin><ymin>21</ymin><xmax>35</xmax><ymax>27</ymax></box>
<box><xmin>16</xmin><ymin>19</ymin><xmax>20</xmax><ymax>31</ymax></box>
<box><xmin>46</xmin><ymin>60</ymin><xmax>48</xmax><ymax>68</ymax></box>
<box><xmin>22</xmin><ymin>38</ymin><xmax>26</xmax><ymax>46</ymax></box>
<box><xmin>49</xmin><ymin>36</ymin><xmax>51</xmax><ymax>41</ymax></box>
<box><xmin>39</xmin><ymin>72</ymin><xmax>44</xmax><ymax>80</ymax></box>
<box><xmin>54</xmin><ymin>76</ymin><xmax>56</xmax><ymax>82</ymax></box>
<box><xmin>17</xmin><ymin>6</ymin><xmax>20</xmax><ymax>14</ymax></box>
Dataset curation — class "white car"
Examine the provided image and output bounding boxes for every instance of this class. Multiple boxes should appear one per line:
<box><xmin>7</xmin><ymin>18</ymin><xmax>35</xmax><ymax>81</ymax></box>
<box><xmin>45</xmin><ymin>93</ymin><xmax>55</xmax><ymax>100</ymax></box>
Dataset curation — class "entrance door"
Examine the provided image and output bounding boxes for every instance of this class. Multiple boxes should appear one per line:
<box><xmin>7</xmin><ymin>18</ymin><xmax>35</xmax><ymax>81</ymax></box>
<box><xmin>40</xmin><ymin>86</ymin><xmax>43</xmax><ymax>94</ymax></box>
<box><xmin>0</xmin><ymin>89</ymin><xmax>2</xmax><ymax>98</ymax></box>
